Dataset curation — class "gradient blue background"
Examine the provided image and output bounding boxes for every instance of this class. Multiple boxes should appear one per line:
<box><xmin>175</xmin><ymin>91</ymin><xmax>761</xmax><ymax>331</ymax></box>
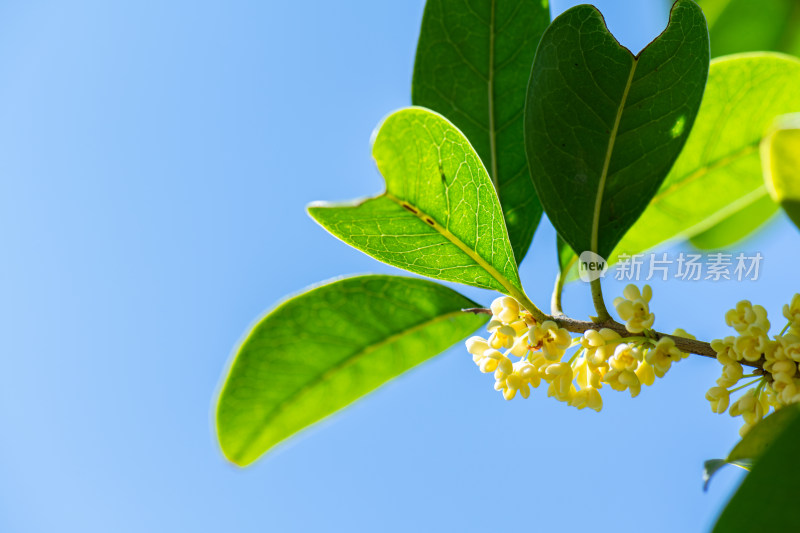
<box><xmin>1</xmin><ymin>1</ymin><xmax>796</xmax><ymax>531</ymax></box>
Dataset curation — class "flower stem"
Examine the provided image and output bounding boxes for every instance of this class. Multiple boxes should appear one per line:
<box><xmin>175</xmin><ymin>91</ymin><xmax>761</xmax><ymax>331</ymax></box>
<box><xmin>590</xmin><ymin>277</ymin><xmax>611</xmax><ymax>321</ymax></box>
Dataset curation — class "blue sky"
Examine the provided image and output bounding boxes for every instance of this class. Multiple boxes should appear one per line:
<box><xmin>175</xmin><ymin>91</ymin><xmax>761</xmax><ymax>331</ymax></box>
<box><xmin>1</xmin><ymin>1</ymin><xmax>796</xmax><ymax>531</ymax></box>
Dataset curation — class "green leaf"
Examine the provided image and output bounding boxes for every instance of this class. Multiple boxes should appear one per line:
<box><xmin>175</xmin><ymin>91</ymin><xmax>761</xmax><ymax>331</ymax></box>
<box><xmin>703</xmin><ymin>458</ymin><xmax>751</xmax><ymax>492</ymax></box>
<box><xmin>524</xmin><ymin>0</ymin><xmax>709</xmax><ymax>259</ymax></box>
<box><xmin>412</xmin><ymin>0</ymin><xmax>551</xmax><ymax>262</ymax></box>
<box><xmin>763</xmin><ymin>113</ymin><xmax>800</xmax><ymax>231</ymax></box>
<box><xmin>689</xmin><ymin>194</ymin><xmax>778</xmax><ymax>250</ymax></box>
<box><xmin>699</xmin><ymin>0</ymin><xmax>800</xmax><ymax>58</ymax></box>
<box><xmin>216</xmin><ymin>274</ymin><xmax>487</xmax><ymax>466</ymax></box>
<box><xmin>309</xmin><ymin>107</ymin><xmax>525</xmax><ymax>297</ymax></box>
<box><xmin>615</xmin><ymin>53</ymin><xmax>800</xmax><ymax>259</ymax></box>
<box><xmin>713</xmin><ymin>405</ymin><xmax>800</xmax><ymax>532</ymax></box>
<box><xmin>703</xmin><ymin>404</ymin><xmax>800</xmax><ymax>491</ymax></box>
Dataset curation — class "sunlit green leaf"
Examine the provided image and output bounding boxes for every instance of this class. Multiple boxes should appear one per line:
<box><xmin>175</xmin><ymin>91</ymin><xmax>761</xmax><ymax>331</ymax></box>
<box><xmin>309</xmin><ymin>107</ymin><xmax>525</xmax><ymax>297</ymax></box>
<box><xmin>713</xmin><ymin>405</ymin><xmax>800</xmax><ymax>532</ymax></box>
<box><xmin>689</xmin><ymin>194</ymin><xmax>778</xmax><ymax>250</ymax></box>
<box><xmin>525</xmin><ymin>0</ymin><xmax>709</xmax><ymax>259</ymax></box>
<box><xmin>698</xmin><ymin>0</ymin><xmax>800</xmax><ymax>58</ymax></box>
<box><xmin>615</xmin><ymin>53</ymin><xmax>800</xmax><ymax>259</ymax></box>
<box><xmin>702</xmin><ymin>458</ymin><xmax>751</xmax><ymax>492</ymax></box>
<box><xmin>216</xmin><ymin>275</ymin><xmax>487</xmax><ymax>466</ymax></box>
<box><xmin>762</xmin><ymin>113</ymin><xmax>800</xmax><ymax>231</ymax></box>
<box><xmin>412</xmin><ymin>0</ymin><xmax>551</xmax><ymax>262</ymax></box>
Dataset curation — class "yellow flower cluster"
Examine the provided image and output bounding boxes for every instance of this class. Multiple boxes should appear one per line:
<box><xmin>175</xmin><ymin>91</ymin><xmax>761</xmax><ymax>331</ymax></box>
<box><xmin>466</xmin><ymin>287</ymin><xmax>688</xmax><ymax>410</ymax></box>
<box><xmin>708</xmin><ymin>296</ymin><xmax>800</xmax><ymax>436</ymax></box>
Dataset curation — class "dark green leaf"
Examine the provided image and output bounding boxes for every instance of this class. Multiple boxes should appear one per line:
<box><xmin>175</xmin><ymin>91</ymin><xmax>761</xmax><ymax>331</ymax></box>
<box><xmin>713</xmin><ymin>405</ymin><xmax>800</xmax><ymax>532</ymax></box>
<box><xmin>525</xmin><ymin>0</ymin><xmax>709</xmax><ymax>259</ymax></box>
<box><xmin>704</xmin><ymin>404</ymin><xmax>800</xmax><ymax>491</ymax></box>
<box><xmin>216</xmin><ymin>275</ymin><xmax>487</xmax><ymax>466</ymax></box>
<box><xmin>412</xmin><ymin>0</ymin><xmax>551</xmax><ymax>261</ymax></box>
<box><xmin>763</xmin><ymin>113</ymin><xmax>800</xmax><ymax>231</ymax></box>
<box><xmin>689</xmin><ymin>194</ymin><xmax>778</xmax><ymax>250</ymax></box>
<box><xmin>309</xmin><ymin>107</ymin><xmax>526</xmax><ymax>297</ymax></box>
<box><xmin>616</xmin><ymin>54</ymin><xmax>800</xmax><ymax>259</ymax></box>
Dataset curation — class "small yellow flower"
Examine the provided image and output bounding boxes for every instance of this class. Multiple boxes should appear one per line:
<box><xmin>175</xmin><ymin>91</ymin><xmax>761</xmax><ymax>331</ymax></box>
<box><xmin>546</xmin><ymin>380</ymin><xmax>576</xmax><ymax>403</ymax></box>
<box><xmin>613</xmin><ymin>284</ymin><xmax>655</xmax><ymax>333</ymax></box>
<box><xmin>543</xmin><ymin>361</ymin><xmax>573</xmax><ymax>398</ymax></box>
<box><xmin>465</xmin><ymin>336</ymin><xmax>489</xmax><ymax>362</ymax></box>
<box><xmin>711</xmin><ymin>337</ymin><xmax>740</xmax><ymax>365</ymax></box>
<box><xmin>495</xmin><ymin>359</ymin><xmax>540</xmax><ymax>400</ymax></box>
<box><xmin>491</xmin><ymin>296</ymin><xmax>521</xmax><ymax>324</ymax></box>
<box><xmin>645</xmin><ymin>337</ymin><xmax>684</xmax><ymax>378</ymax></box>
<box><xmin>580</xmin><ymin>328</ymin><xmax>622</xmax><ymax>367</ymax></box>
<box><xmin>729</xmin><ymin>391</ymin><xmax>765</xmax><ymax>427</ymax></box>
<box><xmin>705</xmin><ymin>386</ymin><xmax>730</xmax><ymax>414</ymax></box>
<box><xmin>733</xmin><ymin>327</ymin><xmax>771</xmax><ymax>362</ymax></box>
<box><xmin>604</xmin><ymin>343</ymin><xmax>643</xmax><ymax>397</ymax></box>
<box><xmin>777</xmin><ymin>334</ymin><xmax>800</xmax><ymax>363</ymax></box>
<box><xmin>716</xmin><ymin>361</ymin><xmax>743</xmax><ymax>388</ymax></box>
<box><xmin>782</xmin><ymin>294</ymin><xmax>800</xmax><ymax>326</ymax></box>
<box><xmin>529</xmin><ymin>320</ymin><xmax>572</xmax><ymax>361</ymax></box>
<box><xmin>475</xmin><ymin>348</ymin><xmax>513</xmax><ymax>376</ymax></box>
<box><xmin>508</xmin><ymin>320</ymin><xmax>531</xmax><ymax>357</ymax></box>
<box><xmin>569</xmin><ymin>386</ymin><xmax>603</xmax><ymax>412</ymax></box>
<box><xmin>725</xmin><ymin>300</ymin><xmax>769</xmax><ymax>334</ymax></box>
<box><xmin>487</xmin><ymin>320</ymin><xmax>517</xmax><ymax>349</ymax></box>
<box><xmin>635</xmin><ymin>360</ymin><xmax>655</xmax><ymax>386</ymax></box>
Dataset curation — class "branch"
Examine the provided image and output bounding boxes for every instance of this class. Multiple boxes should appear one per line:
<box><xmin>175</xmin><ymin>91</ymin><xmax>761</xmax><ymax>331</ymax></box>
<box><xmin>461</xmin><ymin>307</ymin><xmax>763</xmax><ymax>369</ymax></box>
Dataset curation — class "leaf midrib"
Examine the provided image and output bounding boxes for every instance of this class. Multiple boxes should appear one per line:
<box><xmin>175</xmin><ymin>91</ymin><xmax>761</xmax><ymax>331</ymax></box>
<box><xmin>591</xmin><ymin>57</ymin><xmax>639</xmax><ymax>253</ymax></box>
<box><xmin>230</xmin><ymin>309</ymin><xmax>467</xmax><ymax>463</ymax></box>
<box><xmin>383</xmin><ymin>192</ymin><xmax>521</xmax><ymax>296</ymax></box>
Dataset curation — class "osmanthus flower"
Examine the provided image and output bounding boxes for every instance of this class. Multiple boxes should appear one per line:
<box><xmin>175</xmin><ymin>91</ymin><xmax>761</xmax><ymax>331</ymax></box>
<box><xmin>487</xmin><ymin>319</ymin><xmax>517</xmax><ymax>350</ymax></box>
<box><xmin>645</xmin><ymin>337</ymin><xmax>685</xmax><ymax>378</ymax></box>
<box><xmin>764</xmin><ymin>336</ymin><xmax>800</xmax><ymax>405</ymax></box>
<box><xmin>569</xmin><ymin>385</ymin><xmax>603</xmax><ymax>412</ymax></box>
<box><xmin>716</xmin><ymin>360</ymin><xmax>744</xmax><ymax>389</ymax></box>
<box><xmin>613</xmin><ymin>284</ymin><xmax>655</xmax><ymax>333</ymax></box>
<box><xmin>603</xmin><ymin>343</ymin><xmax>643</xmax><ymax>397</ymax></box>
<box><xmin>580</xmin><ymin>328</ymin><xmax>621</xmax><ymax>368</ymax></box>
<box><xmin>635</xmin><ymin>360</ymin><xmax>656</xmax><ymax>386</ymax></box>
<box><xmin>495</xmin><ymin>359</ymin><xmax>540</xmax><ymax>400</ymax></box>
<box><xmin>733</xmin><ymin>326</ymin><xmax>773</xmax><ymax>363</ymax></box>
<box><xmin>574</xmin><ymin>356</ymin><xmax>603</xmax><ymax>390</ymax></box>
<box><xmin>508</xmin><ymin>321</ymin><xmax>532</xmax><ymax>357</ymax></box>
<box><xmin>472</xmin><ymin>347</ymin><xmax>513</xmax><ymax>376</ymax></box>
<box><xmin>705</xmin><ymin>386</ymin><xmax>730</xmax><ymax>414</ymax></box>
<box><xmin>491</xmin><ymin>296</ymin><xmax>522</xmax><ymax>325</ymax></box>
<box><xmin>775</xmin><ymin>334</ymin><xmax>800</xmax><ymax>363</ymax></box>
<box><xmin>711</xmin><ymin>337</ymin><xmax>740</xmax><ymax>366</ymax></box>
<box><xmin>725</xmin><ymin>300</ymin><xmax>769</xmax><ymax>334</ymax></box>
<box><xmin>466</xmin><ymin>336</ymin><xmax>489</xmax><ymax>362</ymax></box>
<box><xmin>529</xmin><ymin>320</ymin><xmax>571</xmax><ymax>360</ymax></box>
<box><xmin>782</xmin><ymin>293</ymin><xmax>800</xmax><ymax>330</ymax></box>
<box><xmin>730</xmin><ymin>391</ymin><xmax>766</xmax><ymax>436</ymax></box>
<box><xmin>543</xmin><ymin>361</ymin><xmax>573</xmax><ymax>400</ymax></box>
